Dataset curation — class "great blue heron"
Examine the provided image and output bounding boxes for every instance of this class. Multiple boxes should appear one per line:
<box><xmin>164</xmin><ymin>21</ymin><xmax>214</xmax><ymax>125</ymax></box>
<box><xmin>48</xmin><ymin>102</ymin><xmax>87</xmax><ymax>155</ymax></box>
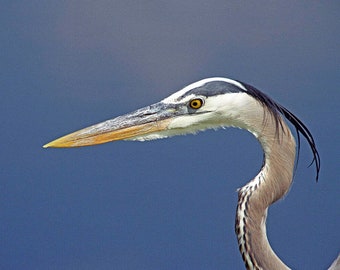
<box><xmin>44</xmin><ymin>77</ymin><xmax>338</xmax><ymax>269</ymax></box>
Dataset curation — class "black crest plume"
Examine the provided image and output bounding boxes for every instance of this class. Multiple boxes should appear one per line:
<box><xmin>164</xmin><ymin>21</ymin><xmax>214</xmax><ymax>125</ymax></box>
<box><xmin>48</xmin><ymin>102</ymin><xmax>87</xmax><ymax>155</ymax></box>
<box><xmin>238</xmin><ymin>81</ymin><xmax>320</xmax><ymax>182</ymax></box>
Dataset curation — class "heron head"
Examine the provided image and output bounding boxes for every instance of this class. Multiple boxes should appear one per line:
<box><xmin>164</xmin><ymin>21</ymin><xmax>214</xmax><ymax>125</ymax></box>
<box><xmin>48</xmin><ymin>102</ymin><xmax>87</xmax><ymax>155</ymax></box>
<box><xmin>43</xmin><ymin>78</ymin><xmax>266</xmax><ymax>148</ymax></box>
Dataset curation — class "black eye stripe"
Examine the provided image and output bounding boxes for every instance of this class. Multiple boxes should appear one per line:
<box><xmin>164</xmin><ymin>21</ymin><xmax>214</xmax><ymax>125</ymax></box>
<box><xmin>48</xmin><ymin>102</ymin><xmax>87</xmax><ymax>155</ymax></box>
<box><xmin>178</xmin><ymin>81</ymin><xmax>243</xmax><ymax>100</ymax></box>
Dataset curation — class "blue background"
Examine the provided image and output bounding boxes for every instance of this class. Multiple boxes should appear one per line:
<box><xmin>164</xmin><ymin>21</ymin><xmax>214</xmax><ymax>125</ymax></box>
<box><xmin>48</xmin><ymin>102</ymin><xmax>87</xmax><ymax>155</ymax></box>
<box><xmin>2</xmin><ymin>2</ymin><xmax>339</xmax><ymax>269</ymax></box>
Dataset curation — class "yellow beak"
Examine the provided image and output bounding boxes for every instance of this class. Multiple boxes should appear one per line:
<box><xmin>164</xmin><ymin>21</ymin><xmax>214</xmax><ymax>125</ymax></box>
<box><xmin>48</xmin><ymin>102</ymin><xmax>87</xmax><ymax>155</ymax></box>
<box><xmin>43</xmin><ymin>102</ymin><xmax>179</xmax><ymax>148</ymax></box>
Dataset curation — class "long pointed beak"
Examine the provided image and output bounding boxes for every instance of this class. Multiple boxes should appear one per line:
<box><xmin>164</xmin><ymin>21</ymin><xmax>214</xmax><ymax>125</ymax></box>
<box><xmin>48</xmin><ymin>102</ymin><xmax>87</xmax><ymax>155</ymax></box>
<box><xmin>43</xmin><ymin>102</ymin><xmax>180</xmax><ymax>148</ymax></box>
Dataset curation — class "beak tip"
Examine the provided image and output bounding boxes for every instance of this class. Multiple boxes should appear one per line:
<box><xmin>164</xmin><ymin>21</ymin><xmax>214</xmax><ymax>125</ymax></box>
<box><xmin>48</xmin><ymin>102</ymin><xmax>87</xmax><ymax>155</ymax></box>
<box><xmin>43</xmin><ymin>139</ymin><xmax>65</xmax><ymax>148</ymax></box>
<box><xmin>43</xmin><ymin>141</ymin><xmax>56</xmax><ymax>148</ymax></box>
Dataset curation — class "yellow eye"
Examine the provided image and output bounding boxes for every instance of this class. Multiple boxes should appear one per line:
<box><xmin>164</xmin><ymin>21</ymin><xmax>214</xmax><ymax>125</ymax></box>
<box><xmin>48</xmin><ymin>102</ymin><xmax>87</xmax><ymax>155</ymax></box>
<box><xmin>189</xmin><ymin>98</ymin><xmax>203</xmax><ymax>109</ymax></box>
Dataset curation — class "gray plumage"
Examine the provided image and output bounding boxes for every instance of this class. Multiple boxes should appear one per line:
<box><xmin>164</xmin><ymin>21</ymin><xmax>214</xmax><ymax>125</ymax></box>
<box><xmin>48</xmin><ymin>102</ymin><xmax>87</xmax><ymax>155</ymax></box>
<box><xmin>44</xmin><ymin>77</ymin><xmax>337</xmax><ymax>270</ymax></box>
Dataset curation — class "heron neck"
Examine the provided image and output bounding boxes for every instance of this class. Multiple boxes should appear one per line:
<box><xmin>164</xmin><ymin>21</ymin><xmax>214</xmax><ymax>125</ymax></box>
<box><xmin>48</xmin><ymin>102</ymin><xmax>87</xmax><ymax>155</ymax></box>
<box><xmin>235</xmin><ymin>110</ymin><xmax>296</xmax><ymax>270</ymax></box>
